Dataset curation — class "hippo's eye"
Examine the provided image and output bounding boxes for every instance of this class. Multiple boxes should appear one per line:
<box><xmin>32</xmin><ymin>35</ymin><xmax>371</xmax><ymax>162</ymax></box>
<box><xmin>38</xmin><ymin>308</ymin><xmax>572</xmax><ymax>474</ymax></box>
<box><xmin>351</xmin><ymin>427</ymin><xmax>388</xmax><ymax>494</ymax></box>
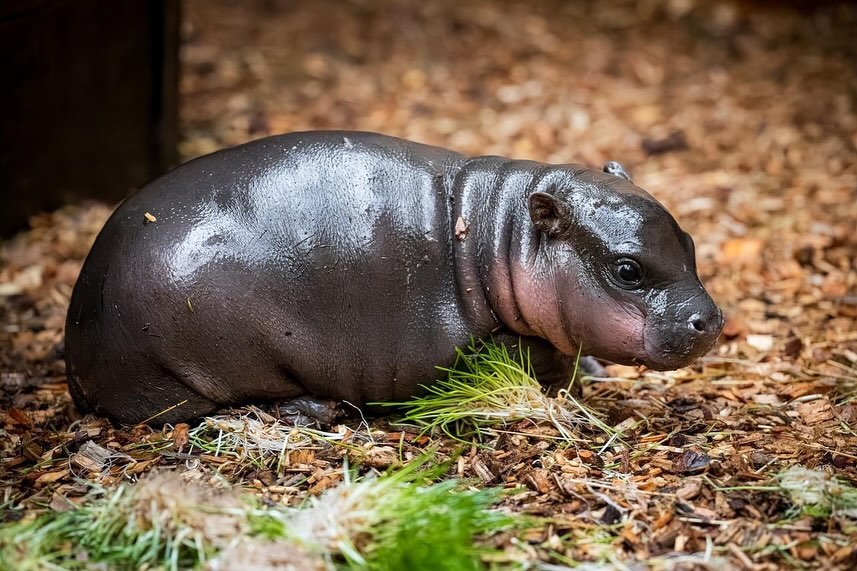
<box><xmin>614</xmin><ymin>258</ymin><xmax>643</xmax><ymax>288</ymax></box>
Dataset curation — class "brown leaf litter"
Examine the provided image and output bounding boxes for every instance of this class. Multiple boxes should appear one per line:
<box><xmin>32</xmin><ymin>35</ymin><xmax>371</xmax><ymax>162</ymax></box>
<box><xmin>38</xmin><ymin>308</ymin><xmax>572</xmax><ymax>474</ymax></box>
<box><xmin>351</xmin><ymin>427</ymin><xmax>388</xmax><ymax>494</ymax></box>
<box><xmin>2</xmin><ymin>0</ymin><xmax>856</xmax><ymax>568</ymax></box>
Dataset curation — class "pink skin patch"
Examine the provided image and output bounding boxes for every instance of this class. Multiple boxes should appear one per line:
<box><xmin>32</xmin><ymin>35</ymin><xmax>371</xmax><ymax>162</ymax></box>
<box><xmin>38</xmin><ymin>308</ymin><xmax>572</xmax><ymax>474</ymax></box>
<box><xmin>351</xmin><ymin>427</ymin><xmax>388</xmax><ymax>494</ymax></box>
<box><xmin>573</xmin><ymin>301</ymin><xmax>647</xmax><ymax>364</ymax></box>
<box><xmin>509</xmin><ymin>258</ymin><xmax>648</xmax><ymax>363</ymax></box>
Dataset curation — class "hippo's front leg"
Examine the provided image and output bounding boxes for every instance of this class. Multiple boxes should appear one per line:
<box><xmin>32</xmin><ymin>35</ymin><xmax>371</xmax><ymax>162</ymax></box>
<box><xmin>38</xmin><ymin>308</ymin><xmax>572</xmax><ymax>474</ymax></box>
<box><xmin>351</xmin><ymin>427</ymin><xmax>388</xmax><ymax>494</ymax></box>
<box><xmin>492</xmin><ymin>334</ymin><xmax>583</xmax><ymax>396</ymax></box>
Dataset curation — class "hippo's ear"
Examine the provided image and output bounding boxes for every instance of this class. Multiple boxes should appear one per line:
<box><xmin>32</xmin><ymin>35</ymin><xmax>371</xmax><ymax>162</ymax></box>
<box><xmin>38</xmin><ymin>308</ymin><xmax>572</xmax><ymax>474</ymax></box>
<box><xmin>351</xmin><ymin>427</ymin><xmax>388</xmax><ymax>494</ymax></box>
<box><xmin>603</xmin><ymin>161</ymin><xmax>631</xmax><ymax>181</ymax></box>
<box><xmin>528</xmin><ymin>192</ymin><xmax>571</xmax><ymax>238</ymax></box>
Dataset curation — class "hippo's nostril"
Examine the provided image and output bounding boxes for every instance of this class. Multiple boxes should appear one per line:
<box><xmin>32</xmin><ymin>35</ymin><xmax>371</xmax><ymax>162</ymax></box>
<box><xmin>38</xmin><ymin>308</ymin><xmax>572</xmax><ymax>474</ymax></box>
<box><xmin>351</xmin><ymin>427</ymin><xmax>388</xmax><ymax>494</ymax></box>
<box><xmin>688</xmin><ymin>314</ymin><xmax>706</xmax><ymax>333</ymax></box>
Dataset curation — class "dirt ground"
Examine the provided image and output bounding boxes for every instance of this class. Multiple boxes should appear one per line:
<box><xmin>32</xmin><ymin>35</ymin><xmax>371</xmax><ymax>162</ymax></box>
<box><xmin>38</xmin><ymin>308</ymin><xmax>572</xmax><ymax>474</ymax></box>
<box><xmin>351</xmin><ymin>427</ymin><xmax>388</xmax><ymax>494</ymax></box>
<box><xmin>1</xmin><ymin>0</ymin><xmax>856</xmax><ymax>569</ymax></box>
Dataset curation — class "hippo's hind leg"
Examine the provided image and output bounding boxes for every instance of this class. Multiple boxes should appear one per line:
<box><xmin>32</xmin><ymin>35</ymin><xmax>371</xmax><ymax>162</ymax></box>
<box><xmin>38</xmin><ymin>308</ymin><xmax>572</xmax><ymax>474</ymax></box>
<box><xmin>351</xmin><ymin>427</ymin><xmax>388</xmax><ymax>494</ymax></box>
<box><xmin>276</xmin><ymin>395</ymin><xmax>346</xmax><ymax>426</ymax></box>
<box><xmin>65</xmin><ymin>368</ymin><xmax>89</xmax><ymax>412</ymax></box>
<box><xmin>73</xmin><ymin>362</ymin><xmax>221</xmax><ymax>426</ymax></box>
<box><xmin>128</xmin><ymin>371</ymin><xmax>221</xmax><ymax>426</ymax></box>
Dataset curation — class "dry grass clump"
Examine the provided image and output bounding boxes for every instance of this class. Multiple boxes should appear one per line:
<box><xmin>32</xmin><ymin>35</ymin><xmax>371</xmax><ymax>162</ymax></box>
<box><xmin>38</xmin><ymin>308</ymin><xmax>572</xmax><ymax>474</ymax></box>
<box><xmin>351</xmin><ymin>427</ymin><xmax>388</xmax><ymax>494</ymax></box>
<box><xmin>187</xmin><ymin>407</ymin><xmax>365</xmax><ymax>471</ymax></box>
<box><xmin>777</xmin><ymin>465</ymin><xmax>857</xmax><ymax>520</ymax></box>
<box><xmin>208</xmin><ymin>541</ymin><xmax>326</xmax><ymax>571</ymax></box>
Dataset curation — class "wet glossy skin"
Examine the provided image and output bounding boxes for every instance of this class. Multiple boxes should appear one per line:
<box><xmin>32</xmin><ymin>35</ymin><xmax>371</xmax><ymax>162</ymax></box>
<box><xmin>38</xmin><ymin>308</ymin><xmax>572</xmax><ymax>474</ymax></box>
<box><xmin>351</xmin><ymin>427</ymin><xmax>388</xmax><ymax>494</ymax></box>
<box><xmin>65</xmin><ymin>131</ymin><xmax>722</xmax><ymax>425</ymax></box>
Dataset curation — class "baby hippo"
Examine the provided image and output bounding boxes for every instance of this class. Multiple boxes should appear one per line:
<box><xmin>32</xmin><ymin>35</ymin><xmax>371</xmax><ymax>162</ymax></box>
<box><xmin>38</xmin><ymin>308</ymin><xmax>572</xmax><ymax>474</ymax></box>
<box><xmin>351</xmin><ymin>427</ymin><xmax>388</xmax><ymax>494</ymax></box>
<box><xmin>65</xmin><ymin>131</ymin><xmax>723</xmax><ymax>425</ymax></box>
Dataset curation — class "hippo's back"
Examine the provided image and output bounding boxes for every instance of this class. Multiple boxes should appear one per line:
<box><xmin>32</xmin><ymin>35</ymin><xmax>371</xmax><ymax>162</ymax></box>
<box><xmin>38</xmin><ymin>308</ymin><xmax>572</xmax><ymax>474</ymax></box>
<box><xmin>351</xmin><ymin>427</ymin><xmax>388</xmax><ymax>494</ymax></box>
<box><xmin>65</xmin><ymin>131</ymin><xmax>471</xmax><ymax>424</ymax></box>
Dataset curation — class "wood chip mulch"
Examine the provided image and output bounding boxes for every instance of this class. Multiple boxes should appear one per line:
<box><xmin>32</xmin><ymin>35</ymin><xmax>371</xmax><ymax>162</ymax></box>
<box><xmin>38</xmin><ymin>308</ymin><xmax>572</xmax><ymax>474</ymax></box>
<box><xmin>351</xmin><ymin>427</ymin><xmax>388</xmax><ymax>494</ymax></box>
<box><xmin>2</xmin><ymin>0</ymin><xmax>856</xmax><ymax>568</ymax></box>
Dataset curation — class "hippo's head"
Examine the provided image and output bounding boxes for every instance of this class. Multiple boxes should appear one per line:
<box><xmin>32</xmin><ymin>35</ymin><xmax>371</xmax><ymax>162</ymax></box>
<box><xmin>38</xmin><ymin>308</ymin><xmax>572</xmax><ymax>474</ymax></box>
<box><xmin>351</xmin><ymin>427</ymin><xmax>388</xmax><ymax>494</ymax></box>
<box><xmin>518</xmin><ymin>162</ymin><xmax>723</xmax><ymax>371</ymax></box>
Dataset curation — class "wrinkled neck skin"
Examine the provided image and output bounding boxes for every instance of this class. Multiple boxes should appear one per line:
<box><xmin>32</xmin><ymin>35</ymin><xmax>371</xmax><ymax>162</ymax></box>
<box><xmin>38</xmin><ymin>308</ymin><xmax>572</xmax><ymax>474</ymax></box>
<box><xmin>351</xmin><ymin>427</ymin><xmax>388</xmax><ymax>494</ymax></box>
<box><xmin>451</xmin><ymin>157</ymin><xmax>579</xmax><ymax>355</ymax></box>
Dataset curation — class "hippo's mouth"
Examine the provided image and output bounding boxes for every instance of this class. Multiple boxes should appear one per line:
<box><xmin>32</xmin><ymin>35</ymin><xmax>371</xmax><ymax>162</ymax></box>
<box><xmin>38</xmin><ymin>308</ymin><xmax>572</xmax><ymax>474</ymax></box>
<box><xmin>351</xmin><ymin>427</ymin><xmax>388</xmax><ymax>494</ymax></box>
<box><xmin>640</xmin><ymin>330</ymin><xmax>720</xmax><ymax>371</ymax></box>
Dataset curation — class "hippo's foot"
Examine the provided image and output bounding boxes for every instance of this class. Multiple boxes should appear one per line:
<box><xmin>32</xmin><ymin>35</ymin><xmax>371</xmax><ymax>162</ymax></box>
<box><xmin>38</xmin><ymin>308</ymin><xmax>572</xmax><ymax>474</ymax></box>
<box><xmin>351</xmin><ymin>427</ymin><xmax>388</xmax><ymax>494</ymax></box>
<box><xmin>577</xmin><ymin>356</ymin><xmax>608</xmax><ymax>378</ymax></box>
<box><xmin>277</xmin><ymin>395</ymin><xmax>345</xmax><ymax>427</ymax></box>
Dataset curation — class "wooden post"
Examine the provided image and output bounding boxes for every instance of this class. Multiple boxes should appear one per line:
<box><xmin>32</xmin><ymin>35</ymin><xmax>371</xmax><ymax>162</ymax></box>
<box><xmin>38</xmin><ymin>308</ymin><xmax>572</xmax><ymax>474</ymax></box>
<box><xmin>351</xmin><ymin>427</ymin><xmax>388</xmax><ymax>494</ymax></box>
<box><xmin>0</xmin><ymin>0</ymin><xmax>180</xmax><ymax>235</ymax></box>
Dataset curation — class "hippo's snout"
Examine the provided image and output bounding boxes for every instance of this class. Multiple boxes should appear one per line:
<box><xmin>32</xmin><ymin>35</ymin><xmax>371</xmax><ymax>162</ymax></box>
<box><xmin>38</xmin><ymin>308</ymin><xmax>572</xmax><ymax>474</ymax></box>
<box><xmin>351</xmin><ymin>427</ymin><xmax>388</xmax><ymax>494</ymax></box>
<box><xmin>642</xmin><ymin>289</ymin><xmax>723</xmax><ymax>371</ymax></box>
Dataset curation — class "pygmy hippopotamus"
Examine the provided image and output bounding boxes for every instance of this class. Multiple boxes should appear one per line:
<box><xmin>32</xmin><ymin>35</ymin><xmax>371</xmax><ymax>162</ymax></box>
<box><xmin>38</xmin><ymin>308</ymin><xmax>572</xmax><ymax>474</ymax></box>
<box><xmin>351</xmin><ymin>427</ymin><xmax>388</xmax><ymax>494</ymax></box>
<box><xmin>65</xmin><ymin>131</ymin><xmax>723</xmax><ymax>425</ymax></box>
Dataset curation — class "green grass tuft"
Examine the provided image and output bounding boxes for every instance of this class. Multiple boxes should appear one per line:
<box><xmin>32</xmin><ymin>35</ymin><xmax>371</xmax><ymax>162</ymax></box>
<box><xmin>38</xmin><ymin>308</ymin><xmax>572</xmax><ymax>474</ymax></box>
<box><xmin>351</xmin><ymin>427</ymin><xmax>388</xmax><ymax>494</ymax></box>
<box><xmin>0</xmin><ymin>454</ymin><xmax>523</xmax><ymax>571</ymax></box>
<box><xmin>355</xmin><ymin>479</ymin><xmax>506</xmax><ymax>571</ymax></box>
<box><xmin>381</xmin><ymin>339</ymin><xmax>616</xmax><ymax>443</ymax></box>
<box><xmin>0</xmin><ymin>474</ymin><xmax>238</xmax><ymax>571</ymax></box>
<box><xmin>342</xmin><ymin>457</ymin><xmax>514</xmax><ymax>571</ymax></box>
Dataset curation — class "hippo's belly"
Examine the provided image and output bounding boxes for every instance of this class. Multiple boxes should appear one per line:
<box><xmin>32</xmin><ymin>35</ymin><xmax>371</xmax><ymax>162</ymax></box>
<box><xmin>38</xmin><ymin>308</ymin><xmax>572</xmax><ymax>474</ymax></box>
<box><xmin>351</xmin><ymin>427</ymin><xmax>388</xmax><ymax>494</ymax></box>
<box><xmin>68</xmin><ymin>131</ymin><xmax>475</xmax><ymax>414</ymax></box>
<box><xmin>167</xmin><ymin>198</ymin><xmax>475</xmax><ymax>404</ymax></box>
